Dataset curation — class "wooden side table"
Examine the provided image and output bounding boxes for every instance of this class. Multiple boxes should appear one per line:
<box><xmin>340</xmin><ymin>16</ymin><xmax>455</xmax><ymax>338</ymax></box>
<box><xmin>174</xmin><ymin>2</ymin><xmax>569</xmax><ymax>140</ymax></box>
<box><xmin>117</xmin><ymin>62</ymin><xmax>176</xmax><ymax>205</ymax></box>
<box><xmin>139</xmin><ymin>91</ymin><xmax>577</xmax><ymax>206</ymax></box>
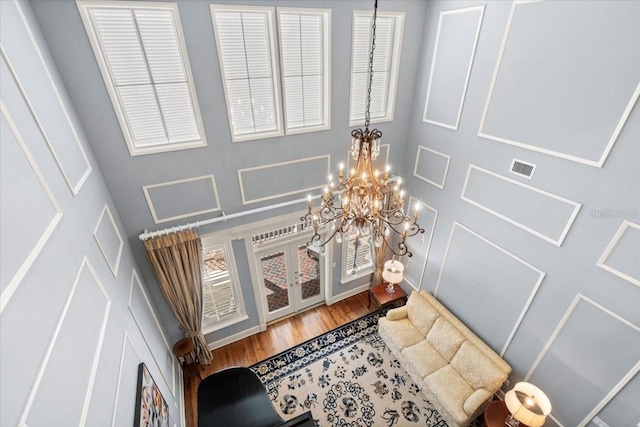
<box><xmin>368</xmin><ymin>284</ymin><xmax>407</xmax><ymax>314</ymax></box>
<box><xmin>484</xmin><ymin>400</ymin><xmax>530</xmax><ymax>427</ymax></box>
<box><xmin>173</xmin><ymin>337</ymin><xmax>204</xmax><ymax>385</ymax></box>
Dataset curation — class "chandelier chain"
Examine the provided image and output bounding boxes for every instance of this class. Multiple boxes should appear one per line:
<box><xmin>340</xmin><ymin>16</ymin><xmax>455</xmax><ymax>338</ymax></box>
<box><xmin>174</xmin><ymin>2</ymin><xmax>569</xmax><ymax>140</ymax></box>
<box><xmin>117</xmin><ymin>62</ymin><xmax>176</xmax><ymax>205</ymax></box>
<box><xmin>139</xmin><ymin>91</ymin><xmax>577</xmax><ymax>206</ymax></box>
<box><xmin>365</xmin><ymin>0</ymin><xmax>378</xmax><ymax>129</ymax></box>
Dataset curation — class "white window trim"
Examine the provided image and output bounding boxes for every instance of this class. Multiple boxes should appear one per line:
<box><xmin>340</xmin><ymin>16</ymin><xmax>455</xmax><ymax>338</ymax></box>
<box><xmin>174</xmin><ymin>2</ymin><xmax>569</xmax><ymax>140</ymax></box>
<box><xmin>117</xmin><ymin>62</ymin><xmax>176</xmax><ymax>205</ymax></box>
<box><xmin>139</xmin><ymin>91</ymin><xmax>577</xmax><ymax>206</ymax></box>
<box><xmin>348</xmin><ymin>10</ymin><xmax>404</xmax><ymax>127</ymax></box>
<box><xmin>210</xmin><ymin>4</ymin><xmax>285</xmax><ymax>143</ymax></box>
<box><xmin>200</xmin><ymin>239</ymin><xmax>248</xmax><ymax>335</ymax></box>
<box><xmin>76</xmin><ymin>0</ymin><xmax>207</xmax><ymax>156</ymax></box>
<box><xmin>276</xmin><ymin>7</ymin><xmax>332</xmax><ymax>136</ymax></box>
<box><xmin>340</xmin><ymin>230</ymin><xmax>375</xmax><ymax>284</ymax></box>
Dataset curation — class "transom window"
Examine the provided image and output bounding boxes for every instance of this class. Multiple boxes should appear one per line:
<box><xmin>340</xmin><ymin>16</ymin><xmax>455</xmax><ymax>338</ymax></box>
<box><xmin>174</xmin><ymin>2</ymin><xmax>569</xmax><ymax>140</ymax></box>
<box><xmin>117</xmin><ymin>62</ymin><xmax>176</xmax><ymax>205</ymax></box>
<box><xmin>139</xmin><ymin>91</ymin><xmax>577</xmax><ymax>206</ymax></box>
<box><xmin>77</xmin><ymin>1</ymin><xmax>206</xmax><ymax>156</ymax></box>
<box><xmin>349</xmin><ymin>10</ymin><xmax>404</xmax><ymax>126</ymax></box>
<box><xmin>211</xmin><ymin>5</ymin><xmax>330</xmax><ymax>141</ymax></box>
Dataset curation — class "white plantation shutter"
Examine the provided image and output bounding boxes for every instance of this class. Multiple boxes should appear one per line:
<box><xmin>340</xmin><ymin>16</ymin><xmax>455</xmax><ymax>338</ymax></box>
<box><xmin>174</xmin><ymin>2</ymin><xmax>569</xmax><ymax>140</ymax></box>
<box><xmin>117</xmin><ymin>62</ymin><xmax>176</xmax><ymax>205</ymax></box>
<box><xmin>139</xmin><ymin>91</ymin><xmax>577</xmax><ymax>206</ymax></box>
<box><xmin>202</xmin><ymin>244</ymin><xmax>245</xmax><ymax>330</ymax></box>
<box><xmin>349</xmin><ymin>11</ymin><xmax>403</xmax><ymax>126</ymax></box>
<box><xmin>211</xmin><ymin>6</ymin><xmax>282</xmax><ymax>141</ymax></box>
<box><xmin>278</xmin><ymin>9</ymin><xmax>329</xmax><ymax>133</ymax></box>
<box><xmin>79</xmin><ymin>2</ymin><xmax>204</xmax><ymax>154</ymax></box>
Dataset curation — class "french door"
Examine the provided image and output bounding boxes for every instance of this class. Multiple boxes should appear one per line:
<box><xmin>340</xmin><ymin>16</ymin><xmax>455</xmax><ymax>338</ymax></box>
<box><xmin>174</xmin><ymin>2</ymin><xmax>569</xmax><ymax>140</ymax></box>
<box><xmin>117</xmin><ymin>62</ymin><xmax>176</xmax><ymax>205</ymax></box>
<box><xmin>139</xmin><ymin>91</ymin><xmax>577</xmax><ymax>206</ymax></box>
<box><xmin>255</xmin><ymin>234</ymin><xmax>325</xmax><ymax>323</ymax></box>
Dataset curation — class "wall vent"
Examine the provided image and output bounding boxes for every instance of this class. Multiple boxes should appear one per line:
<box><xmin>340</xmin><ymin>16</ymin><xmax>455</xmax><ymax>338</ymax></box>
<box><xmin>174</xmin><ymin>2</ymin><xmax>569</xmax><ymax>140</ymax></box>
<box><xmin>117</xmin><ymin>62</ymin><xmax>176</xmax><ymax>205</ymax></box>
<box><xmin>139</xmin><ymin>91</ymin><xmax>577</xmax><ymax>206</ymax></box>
<box><xmin>510</xmin><ymin>159</ymin><xmax>536</xmax><ymax>178</ymax></box>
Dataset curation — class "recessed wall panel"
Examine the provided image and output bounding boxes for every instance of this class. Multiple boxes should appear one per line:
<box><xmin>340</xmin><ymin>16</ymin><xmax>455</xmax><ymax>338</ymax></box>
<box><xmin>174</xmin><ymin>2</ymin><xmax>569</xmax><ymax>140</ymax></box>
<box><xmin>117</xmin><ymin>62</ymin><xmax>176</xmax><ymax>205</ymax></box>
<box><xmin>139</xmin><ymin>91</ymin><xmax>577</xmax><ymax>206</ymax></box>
<box><xmin>94</xmin><ymin>205</ymin><xmax>124</xmax><ymax>277</ymax></box>
<box><xmin>129</xmin><ymin>271</ymin><xmax>175</xmax><ymax>397</ymax></box>
<box><xmin>403</xmin><ymin>197</ymin><xmax>438</xmax><ymax>291</ymax></box>
<box><xmin>0</xmin><ymin>102</ymin><xmax>62</xmax><ymax>313</ymax></box>
<box><xmin>435</xmin><ymin>223</ymin><xmax>545</xmax><ymax>355</ymax></box>
<box><xmin>597</xmin><ymin>221</ymin><xmax>640</xmax><ymax>286</ymax></box>
<box><xmin>461</xmin><ymin>165</ymin><xmax>581</xmax><ymax>246</ymax></box>
<box><xmin>238</xmin><ymin>155</ymin><xmax>330</xmax><ymax>204</ymax></box>
<box><xmin>111</xmin><ymin>332</ymin><xmax>142</xmax><ymax>427</ymax></box>
<box><xmin>591</xmin><ymin>372</ymin><xmax>640</xmax><ymax>427</ymax></box>
<box><xmin>478</xmin><ymin>1</ymin><xmax>640</xmax><ymax>166</ymax></box>
<box><xmin>2</xmin><ymin>2</ymin><xmax>92</xmax><ymax>193</ymax></box>
<box><xmin>527</xmin><ymin>296</ymin><xmax>640</xmax><ymax>427</ymax></box>
<box><xmin>423</xmin><ymin>6</ymin><xmax>484</xmax><ymax>129</ymax></box>
<box><xmin>25</xmin><ymin>259</ymin><xmax>110</xmax><ymax>426</ymax></box>
<box><xmin>413</xmin><ymin>146</ymin><xmax>451</xmax><ymax>189</ymax></box>
<box><xmin>143</xmin><ymin>175</ymin><xmax>221</xmax><ymax>224</ymax></box>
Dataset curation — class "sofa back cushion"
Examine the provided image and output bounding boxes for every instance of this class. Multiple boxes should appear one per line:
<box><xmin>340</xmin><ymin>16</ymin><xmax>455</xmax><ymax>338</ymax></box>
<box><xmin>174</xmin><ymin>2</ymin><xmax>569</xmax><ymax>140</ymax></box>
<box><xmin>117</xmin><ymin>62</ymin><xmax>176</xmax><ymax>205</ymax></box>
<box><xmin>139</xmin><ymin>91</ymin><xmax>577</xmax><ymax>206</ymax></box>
<box><xmin>450</xmin><ymin>341</ymin><xmax>507</xmax><ymax>392</ymax></box>
<box><xmin>407</xmin><ymin>292</ymin><xmax>440</xmax><ymax>336</ymax></box>
<box><xmin>426</xmin><ymin>317</ymin><xmax>465</xmax><ymax>361</ymax></box>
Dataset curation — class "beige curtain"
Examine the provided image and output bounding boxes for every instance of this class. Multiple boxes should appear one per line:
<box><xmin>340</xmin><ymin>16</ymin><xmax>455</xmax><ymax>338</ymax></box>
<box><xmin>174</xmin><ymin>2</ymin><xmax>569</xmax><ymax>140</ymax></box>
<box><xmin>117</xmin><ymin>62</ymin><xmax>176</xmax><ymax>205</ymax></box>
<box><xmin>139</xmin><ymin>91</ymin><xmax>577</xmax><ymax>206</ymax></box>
<box><xmin>144</xmin><ymin>229</ymin><xmax>212</xmax><ymax>365</ymax></box>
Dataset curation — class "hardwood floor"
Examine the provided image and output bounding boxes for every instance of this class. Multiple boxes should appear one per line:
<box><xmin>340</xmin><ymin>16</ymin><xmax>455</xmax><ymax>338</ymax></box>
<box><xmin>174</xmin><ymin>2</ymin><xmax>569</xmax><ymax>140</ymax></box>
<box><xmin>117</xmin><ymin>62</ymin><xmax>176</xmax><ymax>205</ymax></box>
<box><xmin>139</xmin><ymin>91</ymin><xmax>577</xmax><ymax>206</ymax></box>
<box><xmin>183</xmin><ymin>291</ymin><xmax>373</xmax><ymax>427</ymax></box>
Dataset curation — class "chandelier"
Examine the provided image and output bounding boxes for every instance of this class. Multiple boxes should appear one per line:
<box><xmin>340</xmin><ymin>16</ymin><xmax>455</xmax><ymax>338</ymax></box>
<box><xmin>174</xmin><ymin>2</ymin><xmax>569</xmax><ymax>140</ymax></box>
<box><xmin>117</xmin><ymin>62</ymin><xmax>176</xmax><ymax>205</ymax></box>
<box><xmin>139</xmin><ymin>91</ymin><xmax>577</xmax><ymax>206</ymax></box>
<box><xmin>302</xmin><ymin>0</ymin><xmax>424</xmax><ymax>258</ymax></box>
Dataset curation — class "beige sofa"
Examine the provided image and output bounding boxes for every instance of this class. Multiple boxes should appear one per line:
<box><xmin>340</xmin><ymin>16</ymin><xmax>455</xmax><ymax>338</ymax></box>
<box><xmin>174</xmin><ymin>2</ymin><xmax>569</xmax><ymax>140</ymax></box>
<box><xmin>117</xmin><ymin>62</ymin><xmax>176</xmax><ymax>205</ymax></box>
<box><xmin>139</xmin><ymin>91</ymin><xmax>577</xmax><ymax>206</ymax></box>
<box><xmin>378</xmin><ymin>291</ymin><xmax>511</xmax><ymax>427</ymax></box>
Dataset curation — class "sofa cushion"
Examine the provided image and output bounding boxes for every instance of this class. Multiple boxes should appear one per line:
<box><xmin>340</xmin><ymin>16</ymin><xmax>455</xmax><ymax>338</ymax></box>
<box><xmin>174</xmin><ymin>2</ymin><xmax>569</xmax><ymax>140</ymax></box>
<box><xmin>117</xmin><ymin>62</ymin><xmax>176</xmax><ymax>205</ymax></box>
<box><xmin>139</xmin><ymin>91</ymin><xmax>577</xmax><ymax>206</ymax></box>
<box><xmin>401</xmin><ymin>340</ymin><xmax>448</xmax><ymax>378</ymax></box>
<box><xmin>406</xmin><ymin>292</ymin><xmax>440</xmax><ymax>336</ymax></box>
<box><xmin>450</xmin><ymin>341</ymin><xmax>507</xmax><ymax>392</ymax></box>
<box><xmin>426</xmin><ymin>317</ymin><xmax>465</xmax><ymax>361</ymax></box>
<box><xmin>463</xmin><ymin>388</ymin><xmax>492</xmax><ymax>416</ymax></box>
<box><xmin>378</xmin><ymin>317</ymin><xmax>424</xmax><ymax>351</ymax></box>
<box><xmin>423</xmin><ymin>365</ymin><xmax>474</xmax><ymax>426</ymax></box>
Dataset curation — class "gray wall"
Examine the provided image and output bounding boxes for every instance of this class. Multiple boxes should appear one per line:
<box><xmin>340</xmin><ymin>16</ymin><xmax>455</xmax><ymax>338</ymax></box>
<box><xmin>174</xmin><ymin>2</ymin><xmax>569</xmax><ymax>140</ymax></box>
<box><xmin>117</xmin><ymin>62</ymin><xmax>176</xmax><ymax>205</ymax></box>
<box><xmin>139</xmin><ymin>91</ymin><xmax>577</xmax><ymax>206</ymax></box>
<box><xmin>0</xmin><ymin>1</ymin><xmax>185</xmax><ymax>425</ymax></box>
<box><xmin>29</xmin><ymin>0</ymin><xmax>429</xmax><ymax>345</ymax></box>
<box><xmin>402</xmin><ymin>1</ymin><xmax>639</xmax><ymax>426</ymax></box>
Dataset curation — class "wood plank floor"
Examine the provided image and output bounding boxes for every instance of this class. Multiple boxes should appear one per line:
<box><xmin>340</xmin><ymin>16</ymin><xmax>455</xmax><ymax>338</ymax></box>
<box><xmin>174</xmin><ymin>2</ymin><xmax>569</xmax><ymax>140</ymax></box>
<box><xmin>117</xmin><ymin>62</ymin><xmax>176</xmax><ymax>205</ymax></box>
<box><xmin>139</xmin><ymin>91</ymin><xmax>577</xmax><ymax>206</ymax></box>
<box><xmin>183</xmin><ymin>291</ymin><xmax>373</xmax><ymax>427</ymax></box>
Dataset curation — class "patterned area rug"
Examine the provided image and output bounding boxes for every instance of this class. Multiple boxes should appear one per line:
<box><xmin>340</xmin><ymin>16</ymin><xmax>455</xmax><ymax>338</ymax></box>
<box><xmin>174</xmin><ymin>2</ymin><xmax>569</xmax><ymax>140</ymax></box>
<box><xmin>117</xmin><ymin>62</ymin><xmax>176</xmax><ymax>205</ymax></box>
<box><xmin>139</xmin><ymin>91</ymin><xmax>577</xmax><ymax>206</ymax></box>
<box><xmin>250</xmin><ymin>312</ymin><xmax>482</xmax><ymax>427</ymax></box>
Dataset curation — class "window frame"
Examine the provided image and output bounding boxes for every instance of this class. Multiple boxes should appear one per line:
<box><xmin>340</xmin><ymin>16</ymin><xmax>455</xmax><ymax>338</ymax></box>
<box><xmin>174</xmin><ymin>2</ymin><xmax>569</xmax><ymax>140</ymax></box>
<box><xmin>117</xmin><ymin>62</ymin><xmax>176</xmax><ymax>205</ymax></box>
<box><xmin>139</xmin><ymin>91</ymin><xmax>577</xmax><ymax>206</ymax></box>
<box><xmin>276</xmin><ymin>7</ymin><xmax>331</xmax><ymax>135</ymax></box>
<box><xmin>210</xmin><ymin>4</ymin><xmax>285</xmax><ymax>143</ymax></box>
<box><xmin>340</xmin><ymin>230</ymin><xmax>375</xmax><ymax>283</ymax></box>
<box><xmin>76</xmin><ymin>0</ymin><xmax>207</xmax><ymax>156</ymax></box>
<box><xmin>200</xmin><ymin>239</ymin><xmax>248</xmax><ymax>334</ymax></box>
<box><xmin>348</xmin><ymin>10</ymin><xmax>405</xmax><ymax>127</ymax></box>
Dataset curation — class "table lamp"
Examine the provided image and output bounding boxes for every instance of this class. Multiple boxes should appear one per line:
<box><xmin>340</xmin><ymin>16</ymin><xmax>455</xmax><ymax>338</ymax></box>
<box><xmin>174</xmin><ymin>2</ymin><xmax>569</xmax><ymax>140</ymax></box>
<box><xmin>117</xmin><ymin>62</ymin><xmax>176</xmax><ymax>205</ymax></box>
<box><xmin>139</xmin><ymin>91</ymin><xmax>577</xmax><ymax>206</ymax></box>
<box><xmin>382</xmin><ymin>259</ymin><xmax>404</xmax><ymax>293</ymax></box>
<box><xmin>505</xmin><ymin>382</ymin><xmax>552</xmax><ymax>427</ymax></box>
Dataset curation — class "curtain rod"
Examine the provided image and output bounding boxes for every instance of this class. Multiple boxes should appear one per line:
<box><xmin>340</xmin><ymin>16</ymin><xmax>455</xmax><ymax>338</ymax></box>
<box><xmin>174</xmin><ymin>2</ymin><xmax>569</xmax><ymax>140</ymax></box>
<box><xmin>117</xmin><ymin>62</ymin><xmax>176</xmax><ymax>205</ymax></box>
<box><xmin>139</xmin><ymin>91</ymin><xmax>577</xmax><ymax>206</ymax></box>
<box><xmin>138</xmin><ymin>194</ymin><xmax>321</xmax><ymax>241</ymax></box>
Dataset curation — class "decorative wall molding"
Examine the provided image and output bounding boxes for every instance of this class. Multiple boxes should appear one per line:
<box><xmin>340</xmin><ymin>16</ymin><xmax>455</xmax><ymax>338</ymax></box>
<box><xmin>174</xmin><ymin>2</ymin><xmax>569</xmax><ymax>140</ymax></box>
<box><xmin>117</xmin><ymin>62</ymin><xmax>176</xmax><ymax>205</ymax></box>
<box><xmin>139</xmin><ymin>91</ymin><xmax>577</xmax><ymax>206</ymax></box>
<box><xmin>423</xmin><ymin>5</ymin><xmax>485</xmax><ymax>130</ymax></box>
<box><xmin>461</xmin><ymin>165</ymin><xmax>581</xmax><ymax>246</ymax></box>
<box><xmin>238</xmin><ymin>155</ymin><xmax>330</xmax><ymax>204</ymax></box>
<box><xmin>413</xmin><ymin>145</ymin><xmax>451</xmax><ymax>189</ymax></box>
<box><xmin>0</xmin><ymin>101</ymin><xmax>63</xmax><ymax>314</ymax></box>
<box><xmin>128</xmin><ymin>269</ymin><xmax>176</xmax><ymax>398</ymax></box>
<box><xmin>477</xmin><ymin>0</ymin><xmax>640</xmax><ymax>167</ymax></box>
<box><xmin>207</xmin><ymin>325</ymin><xmax>262</xmax><ymax>351</ymax></box>
<box><xmin>435</xmin><ymin>222</ymin><xmax>545</xmax><ymax>356</ymax></box>
<box><xmin>143</xmin><ymin>175</ymin><xmax>222</xmax><ymax>224</ymax></box>
<box><xmin>111</xmin><ymin>330</ymin><xmax>141</xmax><ymax>427</ymax></box>
<box><xmin>596</xmin><ymin>220</ymin><xmax>640</xmax><ymax>287</ymax></box>
<box><xmin>19</xmin><ymin>257</ymin><xmax>110</xmax><ymax>426</ymax></box>
<box><xmin>405</xmin><ymin>196</ymin><xmax>438</xmax><ymax>291</ymax></box>
<box><xmin>525</xmin><ymin>294</ymin><xmax>640</xmax><ymax>427</ymax></box>
<box><xmin>12</xmin><ymin>2</ymin><xmax>93</xmax><ymax>194</ymax></box>
<box><xmin>93</xmin><ymin>204</ymin><xmax>124</xmax><ymax>277</ymax></box>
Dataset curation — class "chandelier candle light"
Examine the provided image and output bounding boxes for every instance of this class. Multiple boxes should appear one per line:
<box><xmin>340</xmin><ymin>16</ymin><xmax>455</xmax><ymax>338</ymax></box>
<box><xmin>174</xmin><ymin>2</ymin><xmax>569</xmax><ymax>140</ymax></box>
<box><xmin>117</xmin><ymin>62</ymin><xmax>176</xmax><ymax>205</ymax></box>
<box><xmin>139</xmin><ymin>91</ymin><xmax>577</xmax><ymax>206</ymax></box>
<box><xmin>303</xmin><ymin>0</ymin><xmax>424</xmax><ymax>258</ymax></box>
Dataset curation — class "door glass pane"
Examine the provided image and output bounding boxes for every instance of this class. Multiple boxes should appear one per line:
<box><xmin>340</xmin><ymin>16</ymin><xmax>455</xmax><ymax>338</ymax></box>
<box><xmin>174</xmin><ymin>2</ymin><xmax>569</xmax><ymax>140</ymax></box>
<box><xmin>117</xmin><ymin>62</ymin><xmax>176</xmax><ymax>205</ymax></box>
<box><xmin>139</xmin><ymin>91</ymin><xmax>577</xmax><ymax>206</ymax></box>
<box><xmin>298</xmin><ymin>245</ymin><xmax>320</xmax><ymax>301</ymax></box>
<box><xmin>260</xmin><ymin>251</ymin><xmax>289</xmax><ymax>313</ymax></box>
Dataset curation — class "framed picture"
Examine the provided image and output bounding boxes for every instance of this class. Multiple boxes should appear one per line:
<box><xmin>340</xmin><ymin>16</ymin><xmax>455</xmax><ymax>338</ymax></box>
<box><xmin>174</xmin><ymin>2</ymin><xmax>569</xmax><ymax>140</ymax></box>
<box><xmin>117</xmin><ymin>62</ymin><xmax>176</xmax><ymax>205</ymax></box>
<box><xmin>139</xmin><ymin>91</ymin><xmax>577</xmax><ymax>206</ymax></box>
<box><xmin>134</xmin><ymin>363</ymin><xmax>170</xmax><ymax>427</ymax></box>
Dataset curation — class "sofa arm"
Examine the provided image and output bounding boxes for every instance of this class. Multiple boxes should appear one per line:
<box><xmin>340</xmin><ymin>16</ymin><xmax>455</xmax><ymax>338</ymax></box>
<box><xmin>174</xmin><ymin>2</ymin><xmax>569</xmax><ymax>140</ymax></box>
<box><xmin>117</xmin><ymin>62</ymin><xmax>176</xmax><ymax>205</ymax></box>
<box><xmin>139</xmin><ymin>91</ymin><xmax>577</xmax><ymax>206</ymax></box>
<box><xmin>463</xmin><ymin>388</ymin><xmax>492</xmax><ymax>415</ymax></box>
<box><xmin>385</xmin><ymin>306</ymin><xmax>408</xmax><ymax>321</ymax></box>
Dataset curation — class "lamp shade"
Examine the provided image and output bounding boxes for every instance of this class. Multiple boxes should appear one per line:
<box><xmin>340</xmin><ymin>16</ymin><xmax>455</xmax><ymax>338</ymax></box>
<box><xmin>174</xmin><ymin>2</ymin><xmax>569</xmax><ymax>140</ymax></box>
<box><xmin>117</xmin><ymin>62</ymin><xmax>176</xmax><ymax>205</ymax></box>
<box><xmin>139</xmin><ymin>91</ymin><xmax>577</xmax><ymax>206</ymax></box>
<box><xmin>382</xmin><ymin>259</ymin><xmax>404</xmax><ymax>284</ymax></box>
<box><xmin>505</xmin><ymin>382</ymin><xmax>552</xmax><ymax>427</ymax></box>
